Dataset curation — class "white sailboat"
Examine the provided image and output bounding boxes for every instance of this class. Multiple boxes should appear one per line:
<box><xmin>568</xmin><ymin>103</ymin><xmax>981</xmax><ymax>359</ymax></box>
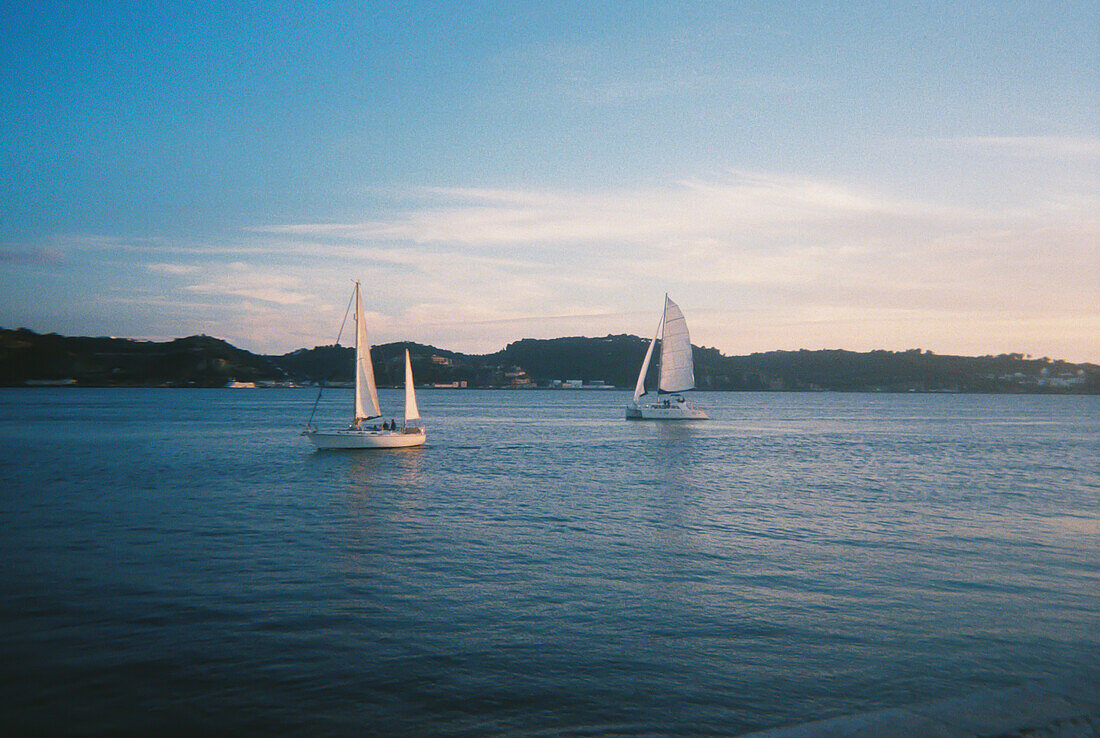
<box><xmin>304</xmin><ymin>282</ymin><xmax>426</xmax><ymax>449</ymax></box>
<box><xmin>626</xmin><ymin>294</ymin><xmax>708</xmax><ymax>420</ymax></box>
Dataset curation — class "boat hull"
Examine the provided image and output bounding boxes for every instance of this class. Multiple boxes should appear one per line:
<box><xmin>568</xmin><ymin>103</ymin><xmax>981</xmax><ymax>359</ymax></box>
<box><xmin>306</xmin><ymin>428</ymin><xmax>426</xmax><ymax>449</ymax></box>
<box><xmin>626</xmin><ymin>398</ymin><xmax>708</xmax><ymax>420</ymax></box>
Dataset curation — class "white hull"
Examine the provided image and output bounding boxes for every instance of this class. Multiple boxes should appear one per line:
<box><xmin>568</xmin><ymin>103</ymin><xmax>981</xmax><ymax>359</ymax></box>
<box><xmin>307</xmin><ymin>428</ymin><xmax>426</xmax><ymax>449</ymax></box>
<box><xmin>626</xmin><ymin>397</ymin><xmax>708</xmax><ymax>420</ymax></box>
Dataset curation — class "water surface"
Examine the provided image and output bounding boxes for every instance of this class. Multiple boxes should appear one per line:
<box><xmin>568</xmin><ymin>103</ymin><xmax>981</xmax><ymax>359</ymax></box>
<box><xmin>1</xmin><ymin>389</ymin><xmax>1097</xmax><ymax>735</ymax></box>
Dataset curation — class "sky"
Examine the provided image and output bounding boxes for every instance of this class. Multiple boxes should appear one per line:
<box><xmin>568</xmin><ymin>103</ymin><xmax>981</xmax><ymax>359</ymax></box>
<box><xmin>2</xmin><ymin>2</ymin><xmax>1097</xmax><ymax>360</ymax></box>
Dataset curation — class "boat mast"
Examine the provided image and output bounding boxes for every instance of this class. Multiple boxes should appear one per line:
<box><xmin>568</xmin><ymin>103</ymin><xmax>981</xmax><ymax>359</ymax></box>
<box><xmin>305</xmin><ymin>284</ymin><xmax>356</xmax><ymax>430</ymax></box>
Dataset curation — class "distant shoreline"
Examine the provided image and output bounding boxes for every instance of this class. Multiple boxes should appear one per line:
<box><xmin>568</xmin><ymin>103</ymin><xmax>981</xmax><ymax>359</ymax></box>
<box><xmin>6</xmin><ymin>384</ymin><xmax>1098</xmax><ymax>397</ymax></box>
<box><xmin>3</xmin><ymin>328</ymin><xmax>1097</xmax><ymax>394</ymax></box>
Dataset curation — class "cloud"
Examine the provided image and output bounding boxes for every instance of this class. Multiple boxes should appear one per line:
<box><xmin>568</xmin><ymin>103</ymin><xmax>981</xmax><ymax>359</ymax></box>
<box><xmin>0</xmin><ymin>246</ymin><xmax>58</xmax><ymax>264</ymax></box>
<box><xmin>255</xmin><ymin>172</ymin><xmax>973</xmax><ymax>251</ymax></box>
<box><xmin>932</xmin><ymin>136</ymin><xmax>1100</xmax><ymax>159</ymax></box>
<box><xmin>501</xmin><ymin>40</ymin><xmax>700</xmax><ymax>105</ymax></box>
<box><xmin>147</xmin><ymin>263</ymin><xmax>201</xmax><ymax>275</ymax></box>
<box><xmin>184</xmin><ymin>264</ymin><xmax>312</xmax><ymax>306</ymax></box>
<box><xmin>505</xmin><ymin>30</ymin><xmax>827</xmax><ymax>108</ymax></box>
<box><xmin>14</xmin><ymin>169</ymin><xmax>1094</xmax><ymax>359</ymax></box>
<box><xmin>236</xmin><ymin>169</ymin><xmax>1097</xmax><ymax>351</ymax></box>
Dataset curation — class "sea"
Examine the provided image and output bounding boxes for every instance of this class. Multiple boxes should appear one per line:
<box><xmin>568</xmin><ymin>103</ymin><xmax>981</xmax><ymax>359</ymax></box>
<box><xmin>1</xmin><ymin>388</ymin><xmax>1097</xmax><ymax>736</ymax></box>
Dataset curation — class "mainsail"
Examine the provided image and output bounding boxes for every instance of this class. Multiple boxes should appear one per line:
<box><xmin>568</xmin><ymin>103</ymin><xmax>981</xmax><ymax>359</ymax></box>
<box><xmin>353</xmin><ymin>283</ymin><xmax>381</xmax><ymax>422</ymax></box>
<box><xmin>403</xmin><ymin>349</ymin><xmax>420</xmax><ymax>425</ymax></box>
<box><xmin>657</xmin><ymin>295</ymin><xmax>695</xmax><ymax>393</ymax></box>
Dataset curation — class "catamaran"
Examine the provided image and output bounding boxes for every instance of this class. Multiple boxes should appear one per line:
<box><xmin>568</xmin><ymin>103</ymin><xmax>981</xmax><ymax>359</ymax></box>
<box><xmin>626</xmin><ymin>294</ymin><xmax>708</xmax><ymax>420</ymax></box>
<box><xmin>303</xmin><ymin>282</ymin><xmax>426</xmax><ymax>449</ymax></box>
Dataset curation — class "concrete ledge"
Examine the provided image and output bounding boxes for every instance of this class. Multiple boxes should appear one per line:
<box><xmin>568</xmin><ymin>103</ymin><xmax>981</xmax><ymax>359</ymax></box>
<box><xmin>740</xmin><ymin>673</ymin><xmax>1100</xmax><ymax>738</ymax></box>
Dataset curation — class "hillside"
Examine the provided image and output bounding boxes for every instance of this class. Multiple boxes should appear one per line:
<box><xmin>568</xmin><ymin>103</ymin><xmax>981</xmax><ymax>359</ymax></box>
<box><xmin>0</xmin><ymin>329</ymin><xmax>284</xmax><ymax>387</ymax></box>
<box><xmin>2</xmin><ymin>328</ymin><xmax>1097</xmax><ymax>393</ymax></box>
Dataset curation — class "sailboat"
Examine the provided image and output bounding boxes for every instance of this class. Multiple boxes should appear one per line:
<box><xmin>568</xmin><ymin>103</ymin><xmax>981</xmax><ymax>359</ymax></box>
<box><xmin>304</xmin><ymin>282</ymin><xmax>426</xmax><ymax>449</ymax></box>
<box><xmin>626</xmin><ymin>294</ymin><xmax>708</xmax><ymax>420</ymax></box>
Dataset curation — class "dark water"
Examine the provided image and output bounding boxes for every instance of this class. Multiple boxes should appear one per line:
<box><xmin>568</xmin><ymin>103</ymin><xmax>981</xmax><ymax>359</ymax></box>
<box><xmin>1</xmin><ymin>388</ymin><xmax>1097</xmax><ymax>736</ymax></box>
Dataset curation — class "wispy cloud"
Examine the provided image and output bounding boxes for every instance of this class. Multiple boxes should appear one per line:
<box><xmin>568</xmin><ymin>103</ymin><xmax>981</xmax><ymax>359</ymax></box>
<box><xmin>147</xmin><ymin>263</ymin><xmax>200</xmax><ymax>275</ymax></box>
<box><xmin>507</xmin><ymin>27</ymin><xmax>826</xmax><ymax>108</ymax></box>
<box><xmin>254</xmin><ymin>172</ymin><xmax>976</xmax><ymax>250</ymax></box>
<box><xmin>184</xmin><ymin>264</ymin><xmax>312</xmax><ymax>306</ymax></box>
<box><xmin>9</xmin><ymin>169</ymin><xmax>1094</xmax><ymax>358</ymax></box>
<box><xmin>932</xmin><ymin>135</ymin><xmax>1100</xmax><ymax>159</ymax></box>
<box><xmin>224</xmin><ymin>169</ymin><xmax>1097</xmax><ymax>355</ymax></box>
<box><xmin>0</xmin><ymin>246</ymin><xmax>58</xmax><ymax>264</ymax></box>
<box><xmin>503</xmin><ymin>40</ymin><xmax>701</xmax><ymax>105</ymax></box>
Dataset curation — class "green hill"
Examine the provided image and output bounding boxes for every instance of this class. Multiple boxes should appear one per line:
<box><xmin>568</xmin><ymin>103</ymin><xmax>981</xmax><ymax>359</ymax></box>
<box><xmin>0</xmin><ymin>329</ymin><xmax>284</xmax><ymax>387</ymax></box>
<box><xmin>2</xmin><ymin>327</ymin><xmax>1097</xmax><ymax>393</ymax></box>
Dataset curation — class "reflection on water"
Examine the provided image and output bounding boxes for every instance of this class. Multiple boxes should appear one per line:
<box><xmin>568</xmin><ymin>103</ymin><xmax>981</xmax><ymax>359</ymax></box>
<box><xmin>339</xmin><ymin>445</ymin><xmax>427</xmax><ymax>490</ymax></box>
<box><xmin>0</xmin><ymin>388</ymin><xmax>1097</xmax><ymax>736</ymax></box>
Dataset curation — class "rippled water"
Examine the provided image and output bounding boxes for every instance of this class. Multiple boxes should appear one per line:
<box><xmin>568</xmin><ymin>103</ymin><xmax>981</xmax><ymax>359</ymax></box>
<box><xmin>1</xmin><ymin>388</ymin><xmax>1097</xmax><ymax>735</ymax></box>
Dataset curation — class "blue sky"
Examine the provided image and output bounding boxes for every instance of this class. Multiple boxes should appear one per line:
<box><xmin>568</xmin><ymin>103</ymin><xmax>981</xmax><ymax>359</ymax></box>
<box><xmin>2</xmin><ymin>2</ymin><xmax>1097</xmax><ymax>359</ymax></box>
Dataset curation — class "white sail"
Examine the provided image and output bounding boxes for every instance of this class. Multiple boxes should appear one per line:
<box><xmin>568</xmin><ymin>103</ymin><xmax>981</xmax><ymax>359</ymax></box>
<box><xmin>658</xmin><ymin>295</ymin><xmax>695</xmax><ymax>393</ymax></box>
<box><xmin>633</xmin><ymin>316</ymin><xmax>662</xmax><ymax>402</ymax></box>
<box><xmin>403</xmin><ymin>349</ymin><xmax>420</xmax><ymax>424</ymax></box>
<box><xmin>353</xmin><ymin>283</ymin><xmax>381</xmax><ymax>422</ymax></box>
